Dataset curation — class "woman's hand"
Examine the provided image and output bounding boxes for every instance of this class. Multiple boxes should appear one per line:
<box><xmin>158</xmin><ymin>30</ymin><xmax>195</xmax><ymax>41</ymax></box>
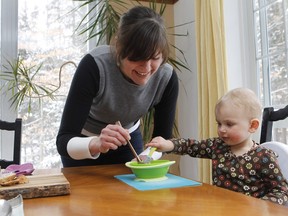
<box><xmin>89</xmin><ymin>123</ymin><xmax>131</xmax><ymax>155</ymax></box>
<box><xmin>145</xmin><ymin>136</ymin><xmax>174</xmax><ymax>152</ymax></box>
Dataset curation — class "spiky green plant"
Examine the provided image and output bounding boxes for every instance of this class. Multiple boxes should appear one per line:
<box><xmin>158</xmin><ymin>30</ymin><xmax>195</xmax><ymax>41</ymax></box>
<box><xmin>0</xmin><ymin>57</ymin><xmax>59</xmax><ymax>113</ymax></box>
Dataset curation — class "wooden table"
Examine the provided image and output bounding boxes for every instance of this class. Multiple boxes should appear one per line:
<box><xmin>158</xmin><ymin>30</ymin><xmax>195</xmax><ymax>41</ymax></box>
<box><xmin>24</xmin><ymin>164</ymin><xmax>287</xmax><ymax>216</ymax></box>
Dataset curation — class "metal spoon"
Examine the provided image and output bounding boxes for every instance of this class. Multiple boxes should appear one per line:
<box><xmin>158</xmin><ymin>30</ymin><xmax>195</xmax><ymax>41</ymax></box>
<box><xmin>140</xmin><ymin>147</ymin><xmax>157</xmax><ymax>163</ymax></box>
<box><xmin>0</xmin><ymin>199</ymin><xmax>12</xmax><ymax>216</ymax></box>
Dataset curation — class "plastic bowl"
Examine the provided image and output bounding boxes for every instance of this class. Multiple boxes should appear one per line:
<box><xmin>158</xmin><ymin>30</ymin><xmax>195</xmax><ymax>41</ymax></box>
<box><xmin>125</xmin><ymin>160</ymin><xmax>175</xmax><ymax>179</ymax></box>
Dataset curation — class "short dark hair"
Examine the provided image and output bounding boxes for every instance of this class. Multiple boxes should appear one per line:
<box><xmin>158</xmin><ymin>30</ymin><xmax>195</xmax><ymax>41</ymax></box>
<box><xmin>115</xmin><ymin>6</ymin><xmax>169</xmax><ymax>64</ymax></box>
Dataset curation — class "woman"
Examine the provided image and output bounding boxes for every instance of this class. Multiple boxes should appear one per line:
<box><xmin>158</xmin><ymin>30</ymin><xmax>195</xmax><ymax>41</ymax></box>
<box><xmin>56</xmin><ymin>6</ymin><xmax>179</xmax><ymax>167</ymax></box>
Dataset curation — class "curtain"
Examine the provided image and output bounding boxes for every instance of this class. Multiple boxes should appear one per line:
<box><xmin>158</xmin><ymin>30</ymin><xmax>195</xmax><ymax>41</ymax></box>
<box><xmin>195</xmin><ymin>0</ymin><xmax>228</xmax><ymax>184</ymax></box>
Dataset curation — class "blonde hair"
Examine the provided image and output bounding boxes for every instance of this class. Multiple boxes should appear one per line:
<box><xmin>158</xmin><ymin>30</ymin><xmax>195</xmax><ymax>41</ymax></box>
<box><xmin>215</xmin><ymin>88</ymin><xmax>262</xmax><ymax>119</ymax></box>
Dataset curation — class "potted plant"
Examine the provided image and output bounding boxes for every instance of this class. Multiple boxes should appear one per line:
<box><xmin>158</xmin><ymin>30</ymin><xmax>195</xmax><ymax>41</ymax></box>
<box><xmin>0</xmin><ymin>57</ymin><xmax>56</xmax><ymax>113</ymax></box>
<box><xmin>0</xmin><ymin>57</ymin><xmax>75</xmax><ymax>114</ymax></box>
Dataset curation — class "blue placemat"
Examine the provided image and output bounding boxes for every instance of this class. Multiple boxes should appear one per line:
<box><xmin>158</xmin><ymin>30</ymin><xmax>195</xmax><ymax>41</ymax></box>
<box><xmin>114</xmin><ymin>173</ymin><xmax>202</xmax><ymax>191</ymax></box>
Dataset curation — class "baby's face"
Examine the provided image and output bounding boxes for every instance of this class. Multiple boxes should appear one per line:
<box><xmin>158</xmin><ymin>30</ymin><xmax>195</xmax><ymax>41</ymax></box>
<box><xmin>215</xmin><ymin>103</ymin><xmax>252</xmax><ymax>146</ymax></box>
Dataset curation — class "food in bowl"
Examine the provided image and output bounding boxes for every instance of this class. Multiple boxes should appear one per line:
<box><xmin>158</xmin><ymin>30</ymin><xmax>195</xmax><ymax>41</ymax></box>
<box><xmin>125</xmin><ymin>160</ymin><xmax>175</xmax><ymax>180</ymax></box>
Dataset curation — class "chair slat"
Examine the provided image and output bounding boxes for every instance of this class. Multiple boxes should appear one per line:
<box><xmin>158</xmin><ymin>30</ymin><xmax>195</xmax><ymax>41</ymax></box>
<box><xmin>0</xmin><ymin>118</ymin><xmax>22</xmax><ymax>168</ymax></box>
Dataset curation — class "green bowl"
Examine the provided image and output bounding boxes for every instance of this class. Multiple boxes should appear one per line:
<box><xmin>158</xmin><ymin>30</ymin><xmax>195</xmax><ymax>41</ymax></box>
<box><xmin>125</xmin><ymin>160</ymin><xmax>175</xmax><ymax>179</ymax></box>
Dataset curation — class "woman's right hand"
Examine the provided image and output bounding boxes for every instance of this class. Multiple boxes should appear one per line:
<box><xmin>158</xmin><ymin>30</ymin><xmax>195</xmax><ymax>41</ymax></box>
<box><xmin>89</xmin><ymin>123</ymin><xmax>131</xmax><ymax>155</ymax></box>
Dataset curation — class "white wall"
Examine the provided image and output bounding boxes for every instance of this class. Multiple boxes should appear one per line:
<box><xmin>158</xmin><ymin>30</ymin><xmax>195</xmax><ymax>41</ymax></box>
<box><xmin>174</xmin><ymin>0</ymin><xmax>199</xmax><ymax>180</ymax></box>
<box><xmin>223</xmin><ymin>0</ymin><xmax>260</xmax><ymax>142</ymax></box>
<box><xmin>224</xmin><ymin>0</ymin><xmax>257</xmax><ymax>92</ymax></box>
<box><xmin>174</xmin><ymin>0</ymin><xmax>257</xmax><ymax>180</ymax></box>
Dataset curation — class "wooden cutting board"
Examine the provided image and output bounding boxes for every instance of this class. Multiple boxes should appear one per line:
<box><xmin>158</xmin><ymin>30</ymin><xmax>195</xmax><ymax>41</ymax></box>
<box><xmin>0</xmin><ymin>173</ymin><xmax>70</xmax><ymax>199</ymax></box>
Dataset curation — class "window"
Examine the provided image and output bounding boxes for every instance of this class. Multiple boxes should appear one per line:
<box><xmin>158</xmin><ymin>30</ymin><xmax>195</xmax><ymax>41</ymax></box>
<box><xmin>1</xmin><ymin>0</ymin><xmax>89</xmax><ymax>168</ymax></box>
<box><xmin>253</xmin><ymin>0</ymin><xmax>288</xmax><ymax>143</ymax></box>
<box><xmin>18</xmin><ymin>0</ymin><xmax>89</xmax><ymax>168</ymax></box>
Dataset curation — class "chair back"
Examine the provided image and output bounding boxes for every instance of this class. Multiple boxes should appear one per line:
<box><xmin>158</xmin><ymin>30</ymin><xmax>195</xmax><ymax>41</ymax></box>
<box><xmin>0</xmin><ymin>118</ymin><xmax>22</xmax><ymax>169</ymax></box>
<box><xmin>261</xmin><ymin>141</ymin><xmax>288</xmax><ymax>180</ymax></box>
<box><xmin>260</xmin><ymin>105</ymin><xmax>288</xmax><ymax>144</ymax></box>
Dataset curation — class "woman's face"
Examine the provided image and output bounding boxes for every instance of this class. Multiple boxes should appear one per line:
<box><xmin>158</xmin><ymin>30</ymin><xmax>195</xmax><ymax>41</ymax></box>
<box><xmin>119</xmin><ymin>52</ymin><xmax>163</xmax><ymax>85</ymax></box>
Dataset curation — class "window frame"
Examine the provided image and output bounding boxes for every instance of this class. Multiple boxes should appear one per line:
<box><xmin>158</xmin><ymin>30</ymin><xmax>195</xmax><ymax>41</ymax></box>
<box><xmin>0</xmin><ymin>0</ymin><xmax>18</xmax><ymax>159</ymax></box>
<box><xmin>253</xmin><ymin>0</ymin><xmax>288</xmax><ymax>108</ymax></box>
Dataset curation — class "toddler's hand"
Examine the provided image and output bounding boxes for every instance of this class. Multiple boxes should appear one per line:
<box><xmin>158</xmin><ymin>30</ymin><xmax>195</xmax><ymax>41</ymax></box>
<box><xmin>145</xmin><ymin>136</ymin><xmax>174</xmax><ymax>152</ymax></box>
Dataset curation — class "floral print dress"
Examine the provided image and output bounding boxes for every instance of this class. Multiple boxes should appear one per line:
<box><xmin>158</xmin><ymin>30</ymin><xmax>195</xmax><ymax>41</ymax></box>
<box><xmin>170</xmin><ymin>137</ymin><xmax>288</xmax><ymax>206</ymax></box>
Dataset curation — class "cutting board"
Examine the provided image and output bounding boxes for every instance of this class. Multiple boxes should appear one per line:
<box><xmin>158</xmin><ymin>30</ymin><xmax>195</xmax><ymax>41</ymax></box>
<box><xmin>0</xmin><ymin>173</ymin><xmax>70</xmax><ymax>199</ymax></box>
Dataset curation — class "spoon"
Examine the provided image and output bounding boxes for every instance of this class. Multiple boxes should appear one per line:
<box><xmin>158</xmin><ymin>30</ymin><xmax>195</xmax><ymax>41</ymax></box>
<box><xmin>0</xmin><ymin>199</ymin><xmax>12</xmax><ymax>216</ymax></box>
<box><xmin>140</xmin><ymin>147</ymin><xmax>157</xmax><ymax>163</ymax></box>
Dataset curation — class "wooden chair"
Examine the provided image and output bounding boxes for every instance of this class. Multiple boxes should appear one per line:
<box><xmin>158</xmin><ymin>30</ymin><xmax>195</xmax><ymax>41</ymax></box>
<box><xmin>0</xmin><ymin>118</ymin><xmax>22</xmax><ymax>169</ymax></box>
<box><xmin>260</xmin><ymin>105</ymin><xmax>288</xmax><ymax>144</ymax></box>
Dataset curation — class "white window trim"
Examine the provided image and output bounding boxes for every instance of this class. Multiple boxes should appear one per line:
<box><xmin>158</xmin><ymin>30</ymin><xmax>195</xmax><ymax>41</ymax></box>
<box><xmin>1</xmin><ymin>0</ymin><xmax>18</xmax><ymax>119</ymax></box>
<box><xmin>0</xmin><ymin>0</ymin><xmax>18</xmax><ymax>159</ymax></box>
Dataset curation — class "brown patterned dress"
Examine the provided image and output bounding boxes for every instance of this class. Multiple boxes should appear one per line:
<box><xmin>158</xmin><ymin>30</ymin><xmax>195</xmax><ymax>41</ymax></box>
<box><xmin>170</xmin><ymin>137</ymin><xmax>288</xmax><ymax>206</ymax></box>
